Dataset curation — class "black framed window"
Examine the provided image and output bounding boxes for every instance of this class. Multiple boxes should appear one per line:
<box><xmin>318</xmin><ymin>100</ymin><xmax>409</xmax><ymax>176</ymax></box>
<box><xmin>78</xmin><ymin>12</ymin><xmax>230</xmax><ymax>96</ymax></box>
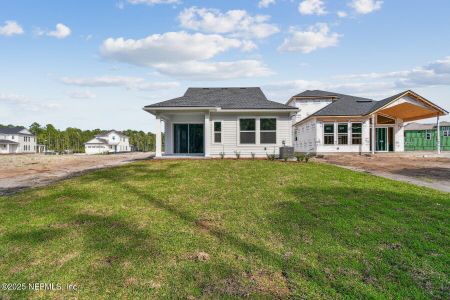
<box><xmin>260</xmin><ymin>118</ymin><xmax>276</xmax><ymax>144</ymax></box>
<box><xmin>240</xmin><ymin>119</ymin><xmax>255</xmax><ymax>144</ymax></box>
<box><xmin>324</xmin><ymin>123</ymin><xmax>334</xmax><ymax>145</ymax></box>
<box><xmin>338</xmin><ymin>123</ymin><xmax>348</xmax><ymax>144</ymax></box>
<box><xmin>351</xmin><ymin>123</ymin><xmax>362</xmax><ymax>145</ymax></box>
<box><xmin>214</xmin><ymin>121</ymin><xmax>222</xmax><ymax>143</ymax></box>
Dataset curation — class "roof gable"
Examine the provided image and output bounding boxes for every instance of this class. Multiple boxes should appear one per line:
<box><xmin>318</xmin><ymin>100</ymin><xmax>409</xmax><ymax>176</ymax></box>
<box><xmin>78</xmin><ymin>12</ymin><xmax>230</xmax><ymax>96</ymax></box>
<box><xmin>0</xmin><ymin>126</ymin><xmax>33</xmax><ymax>135</ymax></box>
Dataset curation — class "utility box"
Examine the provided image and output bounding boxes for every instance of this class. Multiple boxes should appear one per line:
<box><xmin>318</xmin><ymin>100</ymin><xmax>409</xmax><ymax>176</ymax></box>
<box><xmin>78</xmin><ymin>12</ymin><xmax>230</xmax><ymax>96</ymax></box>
<box><xmin>279</xmin><ymin>147</ymin><xmax>294</xmax><ymax>159</ymax></box>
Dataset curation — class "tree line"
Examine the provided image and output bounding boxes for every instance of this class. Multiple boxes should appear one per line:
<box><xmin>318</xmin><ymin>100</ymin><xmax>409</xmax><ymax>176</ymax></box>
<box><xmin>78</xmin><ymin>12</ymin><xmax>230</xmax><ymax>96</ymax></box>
<box><xmin>0</xmin><ymin>123</ymin><xmax>158</xmax><ymax>153</ymax></box>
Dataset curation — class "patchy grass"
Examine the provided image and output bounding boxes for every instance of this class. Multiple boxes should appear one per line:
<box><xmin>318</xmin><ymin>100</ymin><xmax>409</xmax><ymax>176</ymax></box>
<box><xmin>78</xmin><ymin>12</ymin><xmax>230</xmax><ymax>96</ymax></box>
<box><xmin>0</xmin><ymin>160</ymin><xmax>449</xmax><ymax>299</ymax></box>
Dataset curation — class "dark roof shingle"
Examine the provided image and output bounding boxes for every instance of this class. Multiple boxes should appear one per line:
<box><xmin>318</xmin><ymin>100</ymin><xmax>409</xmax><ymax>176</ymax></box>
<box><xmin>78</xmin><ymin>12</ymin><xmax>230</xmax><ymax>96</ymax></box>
<box><xmin>0</xmin><ymin>126</ymin><xmax>32</xmax><ymax>135</ymax></box>
<box><xmin>145</xmin><ymin>88</ymin><xmax>296</xmax><ymax>110</ymax></box>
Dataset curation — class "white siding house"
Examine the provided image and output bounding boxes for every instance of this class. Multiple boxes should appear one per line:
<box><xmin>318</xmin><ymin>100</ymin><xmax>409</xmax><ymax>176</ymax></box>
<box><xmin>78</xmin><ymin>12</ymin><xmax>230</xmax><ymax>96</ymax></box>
<box><xmin>144</xmin><ymin>88</ymin><xmax>298</xmax><ymax>158</ymax></box>
<box><xmin>84</xmin><ymin>130</ymin><xmax>131</xmax><ymax>154</ymax></box>
<box><xmin>288</xmin><ymin>90</ymin><xmax>448</xmax><ymax>154</ymax></box>
<box><xmin>0</xmin><ymin>127</ymin><xmax>37</xmax><ymax>154</ymax></box>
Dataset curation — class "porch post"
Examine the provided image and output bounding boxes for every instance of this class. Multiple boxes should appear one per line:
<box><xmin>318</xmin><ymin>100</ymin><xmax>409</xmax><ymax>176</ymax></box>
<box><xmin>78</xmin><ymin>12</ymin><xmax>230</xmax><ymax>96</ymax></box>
<box><xmin>436</xmin><ymin>114</ymin><xmax>441</xmax><ymax>154</ymax></box>
<box><xmin>204</xmin><ymin>112</ymin><xmax>210</xmax><ymax>157</ymax></box>
<box><xmin>155</xmin><ymin>115</ymin><xmax>162</xmax><ymax>157</ymax></box>
<box><xmin>371</xmin><ymin>114</ymin><xmax>375</xmax><ymax>154</ymax></box>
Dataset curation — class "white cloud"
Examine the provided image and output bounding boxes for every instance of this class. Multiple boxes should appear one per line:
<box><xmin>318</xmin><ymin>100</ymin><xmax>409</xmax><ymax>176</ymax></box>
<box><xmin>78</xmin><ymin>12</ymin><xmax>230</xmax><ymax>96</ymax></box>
<box><xmin>0</xmin><ymin>93</ymin><xmax>26</xmax><ymax>103</ymax></box>
<box><xmin>100</xmin><ymin>31</ymin><xmax>244</xmax><ymax>66</ymax></box>
<box><xmin>100</xmin><ymin>31</ymin><xmax>272</xmax><ymax>80</ymax></box>
<box><xmin>349</xmin><ymin>0</ymin><xmax>383</xmax><ymax>14</ymax></box>
<box><xmin>61</xmin><ymin>75</ymin><xmax>180</xmax><ymax>90</ymax></box>
<box><xmin>278</xmin><ymin>23</ymin><xmax>341</xmax><ymax>53</ymax></box>
<box><xmin>298</xmin><ymin>0</ymin><xmax>327</xmax><ymax>15</ymax></box>
<box><xmin>178</xmin><ymin>7</ymin><xmax>279</xmax><ymax>39</ymax></box>
<box><xmin>337</xmin><ymin>11</ymin><xmax>348</xmax><ymax>18</ymax></box>
<box><xmin>258</xmin><ymin>0</ymin><xmax>276</xmax><ymax>8</ymax></box>
<box><xmin>153</xmin><ymin>60</ymin><xmax>273</xmax><ymax>80</ymax></box>
<box><xmin>127</xmin><ymin>0</ymin><xmax>180</xmax><ymax>5</ymax></box>
<box><xmin>0</xmin><ymin>20</ymin><xmax>24</xmax><ymax>36</ymax></box>
<box><xmin>67</xmin><ymin>90</ymin><xmax>97</xmax><ymax>99</ymax></box>
<box><xmin>0</xmin><ymin>92</ymin><xmax>62</xmax><ymax>112</ymax></box>
<box><xmin>35</xmin><ymin>23</ymin><xmax>71</xmax><ymax>39</ymax></box>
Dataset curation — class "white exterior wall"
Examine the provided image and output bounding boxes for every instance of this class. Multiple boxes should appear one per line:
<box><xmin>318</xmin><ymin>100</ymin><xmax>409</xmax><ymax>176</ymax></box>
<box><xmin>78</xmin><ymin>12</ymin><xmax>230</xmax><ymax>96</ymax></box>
<box><xmin>395</xmin><ymin>119</ymin><xmax>405</xmax><ymax>152</ymax></box>
<box><xmin>291</xmin><ymin>99</ymin><xmax>333</xmax><ymax>123</ymax></box>
<box><xmin>85</xmin><ymin>144</ymin><xmax>110</xmax><ymax>154</ymax></box>
<box><xmin>0</xmin><ymin>132</ymin><xmax>36</xmax><ymax>154</ymax></box>
<box><xmin>293</xmin><ymin>118</ymin><xmax>317</xmax><ymax>153</ymax></box>
<box><xmin>84</xmin><ymin>131</ymin><xmax>131</xmax><ymax>154</ymax></box>
<box><xmin>209</xmin><ymin>112</ymin><xmax>292</xmax><ymax>157</ymax></box>
<box><xmin>163</xmin><ymin>113</ymin><xmax>205</xmax><ymax>155</ymax></box>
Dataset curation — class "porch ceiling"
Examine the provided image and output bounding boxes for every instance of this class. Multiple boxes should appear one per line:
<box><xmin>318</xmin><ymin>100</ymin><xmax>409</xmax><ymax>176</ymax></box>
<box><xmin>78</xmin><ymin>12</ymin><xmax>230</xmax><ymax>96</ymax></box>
<box><xmin>378</xmin><ymin>102</ymin><xmax>440</xmax><ymax>122</ymax></box>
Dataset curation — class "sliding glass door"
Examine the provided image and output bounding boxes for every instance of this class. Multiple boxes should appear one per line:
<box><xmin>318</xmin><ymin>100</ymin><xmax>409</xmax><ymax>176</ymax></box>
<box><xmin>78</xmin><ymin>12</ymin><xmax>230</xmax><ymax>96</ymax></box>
<box><xmin>173</xmin><ymin>124</ymin><xmax>204</xmax><ymax>154</ymax></box>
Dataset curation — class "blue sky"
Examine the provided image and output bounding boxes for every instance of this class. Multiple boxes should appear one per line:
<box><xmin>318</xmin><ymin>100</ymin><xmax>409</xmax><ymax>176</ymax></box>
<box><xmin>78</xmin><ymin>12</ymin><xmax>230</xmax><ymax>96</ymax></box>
<box><xmin>1</xmin><ymin>0</ymin><xmax>450</xmax><ymax>132</ymax></box>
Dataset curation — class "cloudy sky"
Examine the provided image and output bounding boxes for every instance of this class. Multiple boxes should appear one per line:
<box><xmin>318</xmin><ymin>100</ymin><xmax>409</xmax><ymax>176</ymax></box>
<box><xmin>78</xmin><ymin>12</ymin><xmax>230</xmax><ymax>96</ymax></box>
<box><xmin>1</xmin><ymin>0</ymin><xmax>450</xmax><ymax>132</ymax></box>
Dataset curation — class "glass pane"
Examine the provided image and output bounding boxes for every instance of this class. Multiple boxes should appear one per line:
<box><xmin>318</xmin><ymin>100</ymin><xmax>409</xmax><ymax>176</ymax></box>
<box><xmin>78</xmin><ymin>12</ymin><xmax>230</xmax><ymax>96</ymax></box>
<box><xmin>214</xmin><ymin>132</ymin><xmax>221</xmax><ymax>143</ymax></box>
<box><xmin>338</xmin><ymin>135</ymin><xmax>348</xmax><ymax>144</ymax></box>
<box><xmin>352</xmin><ymin>123</ymin><xmax>362</xmax><ymax>134</ymax></box>
<box><xmin>240</xmin><ymin>132</ymin><xmax>255</xmax><ymax>144</ymax></box>
<box><xmin>174</xmin><ymin>124</ymin><xmax>188</xmax><ymax>153</ymax></box>
<box><xmin>352</xmin><ymin>135</ymin><xmax>362</xmax><ymax>145</ymax></box>
<box><xmin>324</xmin><ymin>124</ymin><xmax>334</xmax><ymax>134</ymax></box>
<box><xmin>260</xmin><ymin>118</ymin><xmax>276</xmax><ymax>130</ymax></box>
<box><xmin>338</xmin><ymin>124</ymin><xmax>348</xmax><ymax>134</ymax></box>
<box><xmin>240</xmin><ymin>119</ymin><xmax>255</xmax><ymax>131</ymax></box>
<box><xmin>324</xmin><ymin>135</ymin><xmax>334</xmax><ymax>145</ymax></box>
<box><xmin>261</xmin><ymin>132</ymin><xmax>276</xmax><ymax>144</ymax></box>
<box><xmin>189</xmin><ymin>124</ymin><xmax>204</xmax><ymax>153</ymax></box>
<box><xmin>214</xmin><ymin>122</ymin><xmax>221</xmax><ymax>132</ymax></box>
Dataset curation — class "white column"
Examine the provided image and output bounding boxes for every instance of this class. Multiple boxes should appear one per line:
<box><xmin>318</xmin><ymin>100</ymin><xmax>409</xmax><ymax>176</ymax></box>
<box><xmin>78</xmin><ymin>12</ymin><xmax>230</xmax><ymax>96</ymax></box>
<box><xmin>437</xmin><ymin>114</ymin><xmax>441</xmax><ymax>154</ymax></box>
<box><xmin>371</xmin><ymin>114</ymin><xmax>375</xmax><ymax>154</ymax></box>
<box><xmin>155</xmin><ymin>115</ymin><xmax>162</xmax><ymax>157</ymax></box>
<box><xmin>204</xmin><ymin>112</ymin><xmax>210</xmax><ymax>157</ymax></box>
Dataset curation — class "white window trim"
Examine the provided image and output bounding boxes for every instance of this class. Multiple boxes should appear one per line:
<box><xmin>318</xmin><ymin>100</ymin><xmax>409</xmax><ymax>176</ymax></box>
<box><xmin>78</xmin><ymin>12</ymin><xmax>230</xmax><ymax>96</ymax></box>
<box><xmin>236</xmin><ymin>116</ymin><xmax>279</xmax><ymax>146</ymax></box>
<box><xmin>238</xmin><ymin>117</ymin><xmax>257</xmax><ymax>145</ymax></box>
<box><xmin>260</xmin><ymin>117</ymin><xmax>277</xmax><ymax>145</ymax></box>
<box><xmin>425</xmin><ymin>130</ymin><xmax>432</xmax><ymax>140</ymax></box>
<box><xmin>323</xmin><ymin>123</ymin><xmax>335</xmax><ymax>145</ymax></box>
<box><xmin>213</xmin><ymin>121</ymin><xmax>222</xmax><ymax>144</ymax></box>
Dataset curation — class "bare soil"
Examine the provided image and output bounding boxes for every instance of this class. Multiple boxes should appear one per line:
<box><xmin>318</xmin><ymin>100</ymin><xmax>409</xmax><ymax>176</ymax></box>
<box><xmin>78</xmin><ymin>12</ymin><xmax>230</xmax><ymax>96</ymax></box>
<box><xmin>317</xmin><ymin>153</ymin><xmax>450</xmax><ymax>192</ymax></box>
<box><xmin>0</xmin><ymin>152</ymin><xmax>153</xmax><ymax>195</ymax></box>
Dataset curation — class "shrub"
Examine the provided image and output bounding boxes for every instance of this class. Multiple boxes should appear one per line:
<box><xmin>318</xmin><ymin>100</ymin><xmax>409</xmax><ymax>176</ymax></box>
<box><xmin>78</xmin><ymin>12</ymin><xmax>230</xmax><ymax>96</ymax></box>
<box><xmin>266</xmin><ymin>153</ymin><xmax>276</xmax><ymax>161</ymax></box>
<box><xmin>294</xmin><ymin>152</ymin><xmax>304</xmax><ymax>162</ymax></box>
<box><xmin>251</xmin><ymin>152</ymin><xmax>256</xmax><ymax>160</ymax></box>
<box><xmin>234</xmin><ymin>151</ymin><xmax>241</xmax><ymax>159</ymax></box>
<box><xmin>219</xmin><ymin>152</ymin><xmax>225</xmax><ymax>159</ymax></box>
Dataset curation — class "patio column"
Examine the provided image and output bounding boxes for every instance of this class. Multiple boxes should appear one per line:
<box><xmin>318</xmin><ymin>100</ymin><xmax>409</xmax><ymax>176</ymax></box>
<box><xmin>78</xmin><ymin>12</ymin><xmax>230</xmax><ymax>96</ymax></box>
<box><xmin>204</xmin><ymin>112</ymin><xmax>210</xmax><ymax>157</ymax></box>
<box><xmin>436</xmin><ymin>114</ymin><xmax>441</xmax><ymax>154</ymax></box>
<box><xmin>371</xmin><ymin>114</ymin><xmax>375</xmax><ymax>155</ymax></box>
<box><xmin>155</xmin><ymin>115</ymin><xmax>162</xmax><ymax>157</ymax></box>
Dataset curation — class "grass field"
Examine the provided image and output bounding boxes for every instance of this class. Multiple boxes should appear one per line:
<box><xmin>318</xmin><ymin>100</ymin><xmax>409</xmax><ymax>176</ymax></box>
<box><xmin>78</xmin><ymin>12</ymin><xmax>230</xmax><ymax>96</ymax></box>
<box><xmin>0</xmin><ymin>160</ymin><xmax>449</xmax><ymax>299</ymax></box>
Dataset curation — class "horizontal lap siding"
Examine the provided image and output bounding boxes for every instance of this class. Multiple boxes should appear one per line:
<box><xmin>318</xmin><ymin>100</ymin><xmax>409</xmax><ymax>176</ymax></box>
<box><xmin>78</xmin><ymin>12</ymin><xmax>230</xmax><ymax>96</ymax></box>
<box><xmin>209</xmin><ymin>113</ymin><xmax>292</xmax><ymax>157</ymax></box>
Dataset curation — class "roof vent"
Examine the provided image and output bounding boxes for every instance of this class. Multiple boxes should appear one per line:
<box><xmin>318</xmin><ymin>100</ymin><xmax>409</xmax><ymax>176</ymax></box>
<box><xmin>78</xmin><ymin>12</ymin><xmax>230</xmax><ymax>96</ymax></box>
<box><xmin>356</xmin><ymin>100</ymin><xmax>373</xmax><ymax>103</ymax></box>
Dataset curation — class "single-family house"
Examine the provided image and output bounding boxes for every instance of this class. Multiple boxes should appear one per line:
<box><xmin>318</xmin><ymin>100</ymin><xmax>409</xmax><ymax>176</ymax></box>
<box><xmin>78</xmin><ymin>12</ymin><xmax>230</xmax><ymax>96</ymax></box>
<box><xmin>0</xmin><ymin>127</ymin><xmax>37</xmax><ymax>154</ymax></box>
<box><xmin>84</xmin><ymin>130</ymin><xmax>131</xmax><ymax>154</ymax></box>
<box><xmin>143</xmin><ymin>88</ymin><xmax>298</xmax><ymax>158</ymax></box>
<box><xmin>290</xmin><ymin>90</ymin><xmax>448</xmax><ymax>154</ymax></box>
<box><xmin>404</xmin><ymin>121</ymin><xmax>450</xmax><ymax>151</ymax></box>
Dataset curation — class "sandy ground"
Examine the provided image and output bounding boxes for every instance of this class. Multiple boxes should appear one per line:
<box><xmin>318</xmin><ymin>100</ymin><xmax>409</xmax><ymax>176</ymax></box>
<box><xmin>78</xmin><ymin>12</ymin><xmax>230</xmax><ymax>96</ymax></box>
<box><xmin>0</xmin><ymin>152</ymin><xmax>153</xmax><ymax>195</ymax></box>
<box><xmin>317</xmin><ymin>153</ymin><xmax>450</xmax><ymax>193</ymax></box>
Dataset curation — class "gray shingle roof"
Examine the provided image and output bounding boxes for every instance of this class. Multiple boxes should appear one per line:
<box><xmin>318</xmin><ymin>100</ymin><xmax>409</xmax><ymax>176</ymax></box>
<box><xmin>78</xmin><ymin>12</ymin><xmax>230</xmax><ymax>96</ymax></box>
<box><xmin>0</xmin><ymin>126</ymin><xmax>33</xmax><ymax>135</ymax></box>
<box><xmin>296</xmin><ymin>90</ymin><xmax>376</xmax><ymax>116</ymax></box>
<box><xmin>405</xmin><ymin>121</ymin><xmax>450</xmax><ymax>131</ymax></box>
<box><xmin>145</xmin><ymin>88</ymin><xmax>296</xmax><ymax>110</ymax></box>
<box><xmin>0</xmin><ymin>139</ymin><xmax>19</xmax><ymax>144</ymax></box>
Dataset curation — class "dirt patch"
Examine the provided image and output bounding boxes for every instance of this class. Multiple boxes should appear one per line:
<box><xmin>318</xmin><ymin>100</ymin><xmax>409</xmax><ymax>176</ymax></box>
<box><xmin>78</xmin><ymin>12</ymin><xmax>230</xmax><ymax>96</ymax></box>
<box><xmin>0</xmin><ymin>152</ymin><xmax>153</xmax><ymax>195</ymax></box>
<box><xmin>318</xmin><ymin>154</ymin><xmax>450</xmax><ymax>193</ymax></box>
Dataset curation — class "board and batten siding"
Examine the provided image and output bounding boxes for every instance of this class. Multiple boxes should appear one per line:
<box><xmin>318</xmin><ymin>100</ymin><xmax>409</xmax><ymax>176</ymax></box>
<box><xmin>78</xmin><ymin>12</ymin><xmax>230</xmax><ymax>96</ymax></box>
<box><xmin>209</xmin><ymin>112</ymin><xmax>292</xmax><ymax>157</ymax></box>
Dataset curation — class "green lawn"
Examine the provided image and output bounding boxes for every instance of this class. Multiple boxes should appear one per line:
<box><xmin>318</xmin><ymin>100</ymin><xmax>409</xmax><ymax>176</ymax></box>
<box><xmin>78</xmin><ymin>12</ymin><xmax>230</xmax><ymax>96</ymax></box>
<box><xmin>0</xmin><ymin>160</ymin><xmax>449</xmax><ymax>299</ymax></box>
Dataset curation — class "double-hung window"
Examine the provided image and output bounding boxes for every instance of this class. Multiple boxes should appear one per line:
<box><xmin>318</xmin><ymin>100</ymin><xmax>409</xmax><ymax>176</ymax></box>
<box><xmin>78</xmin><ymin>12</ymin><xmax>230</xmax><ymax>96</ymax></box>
<box><xmin>426</xmin><ymin>130</ymin><xmax>431</xmax><ymax>140</ymax></box>
<box><xmin>214</xmin><ymin>121</ymin><xmax>222</xmax><ymax>143</ymax></box>
<box><xmin>443</xmin><ymin>127</ymin><xmax>450</xmax><ymax>137</ymax></box>
<box><xmin>240</xmin><ymin>119</ymin><xmax>256</xmax><ymax>144</ymax></box>
<box><xmin>260</xmin><ymin>118</ymin><xmax>276</xmax><ymax>144</ymax></box>
<box><xmin>351</xmin><ymin>123</ymin><xmax>362</xmax><ymax>145</ymax></box>
<box><xmin>323</xmin><ymin>124</ymin><xmax>334</xmax><ymax>145</ymax></box>
<box><xmin>338</xmin><ymin>123</ymin><xmax>348</xmax><ymax>144</ymax></box>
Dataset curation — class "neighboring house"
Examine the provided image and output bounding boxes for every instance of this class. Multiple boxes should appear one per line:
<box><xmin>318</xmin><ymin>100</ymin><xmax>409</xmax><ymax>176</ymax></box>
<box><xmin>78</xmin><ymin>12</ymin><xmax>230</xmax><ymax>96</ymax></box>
<box><xmin>289</xmin><ymin>90</ymin><xmax>448</xmax><ymax>154</ymax></box>
<box><xmin>404</xmin><ymin>121</ymin><xmax>450</xmax><ymax>151</ymax></box>
<box><xmin>0</xmin><ymin>127</ymin><xmax>36</xmax><ymax>154</ymax></box>
<box><xmin>143</xmin><ymin>88</ymin><xmax>298</xmax><ymax>157</ymax></box>
<box><xmin>84</xmin><ymin>130</ymin><xmax>131</xmax><ymax>154</ymax></box>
